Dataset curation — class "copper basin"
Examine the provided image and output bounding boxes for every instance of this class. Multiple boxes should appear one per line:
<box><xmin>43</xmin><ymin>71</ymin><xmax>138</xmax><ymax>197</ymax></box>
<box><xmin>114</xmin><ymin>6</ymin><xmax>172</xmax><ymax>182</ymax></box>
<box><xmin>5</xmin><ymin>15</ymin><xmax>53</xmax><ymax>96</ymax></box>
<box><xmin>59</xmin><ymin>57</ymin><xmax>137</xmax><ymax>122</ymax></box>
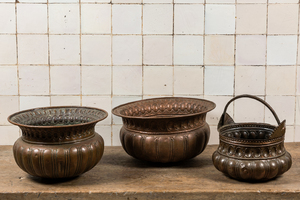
<box><xmin>112</xmin><ymin>97</ymin><xmax>216</xmax><ymax>163</ymax></box>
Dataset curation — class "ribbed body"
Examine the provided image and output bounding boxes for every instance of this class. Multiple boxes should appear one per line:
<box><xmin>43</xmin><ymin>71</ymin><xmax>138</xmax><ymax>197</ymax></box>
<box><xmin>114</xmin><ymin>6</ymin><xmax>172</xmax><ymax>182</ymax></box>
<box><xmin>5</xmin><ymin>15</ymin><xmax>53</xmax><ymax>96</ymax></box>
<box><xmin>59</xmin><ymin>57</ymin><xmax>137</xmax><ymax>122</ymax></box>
<box><xmin>212</xmin><ymin>136</ymin><xmax>292</xmax><ymax>181</ymax></box>
<box><xmin>8</xmin><ymin>106</ymin><xmax>108</xmax><ymax>178</ymax></box>
<box><xmin>120</xmin><ymin>117</ymin><xmax>210</xmax><ymax>163</ymax></box>
<box><xmin>112</xmin><ymin>97</ymin><xmax>216</xmax><ymax>163</ymax></box>
<box><xmin>212</xmin><ymin>151</ymin><xmax>291</xmax><ymax>181</ymax></box>
<box><xmin>212</xmin><ymin>94</ymin><xmax>292</xmax><ymax>181</ymax></box>
<box><xmin>13</xmin><ymin>133</ymin><xmax>104</xmax><ymax>178</ymax></box>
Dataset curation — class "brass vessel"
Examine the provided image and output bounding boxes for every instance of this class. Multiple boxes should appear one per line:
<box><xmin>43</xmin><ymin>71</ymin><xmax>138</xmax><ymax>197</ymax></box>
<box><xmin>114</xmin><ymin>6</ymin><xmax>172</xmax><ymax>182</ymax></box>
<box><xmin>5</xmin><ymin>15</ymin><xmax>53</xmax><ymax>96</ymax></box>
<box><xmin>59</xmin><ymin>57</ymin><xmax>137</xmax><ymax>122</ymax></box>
<box><xmin>112</xmin><ymin>97</ymin><xmax>216</xmax><ymax>163</ymax></box>
<box><xmin>8</xmin><ymin>106</ymin><xmax>107</xmax><ymax>178</ymax></box>
<box><xmin>212</xmin><ymin>95</ymin><xmax>292</xmax><ymax>181</ymax></box>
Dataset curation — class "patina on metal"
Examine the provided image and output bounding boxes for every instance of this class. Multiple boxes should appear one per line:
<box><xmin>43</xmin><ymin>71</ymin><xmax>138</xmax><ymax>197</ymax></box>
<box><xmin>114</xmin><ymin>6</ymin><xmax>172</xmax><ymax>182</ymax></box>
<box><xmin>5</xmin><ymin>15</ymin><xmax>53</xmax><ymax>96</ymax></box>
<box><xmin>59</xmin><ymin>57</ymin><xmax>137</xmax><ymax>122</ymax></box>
<box><xmin>212</xmin><ymin>94</ymin><xmax>292</xmax><ymax>181</ymax></box>
<box><xmin>8</xmin><ymin>106</ymin><xmax>108</xmax><ymax>179</ymax></box>
<box><xmin>112</xmin><ymin>97</ymin><xmax>216</xmax><ymax>163</ymax></box>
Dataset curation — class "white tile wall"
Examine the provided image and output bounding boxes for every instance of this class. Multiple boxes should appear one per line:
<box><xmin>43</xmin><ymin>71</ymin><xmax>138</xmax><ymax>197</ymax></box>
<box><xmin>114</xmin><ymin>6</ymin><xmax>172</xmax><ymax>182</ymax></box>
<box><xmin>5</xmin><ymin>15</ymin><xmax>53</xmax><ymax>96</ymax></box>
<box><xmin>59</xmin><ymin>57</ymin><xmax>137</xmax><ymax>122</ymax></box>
<box><xmin>113</xmin><ymin>36</ymin><xmax>142</xmax><ymax>65</ymax></box>
<box><xmin>267</xmin><ymin>36</ymin><xmax>297</xmax><ymax>65</ymax></box>
<box><xmin>143</xmin><ymin>36</ymin><xmax>172</xmax><ymax>65</ymax></box>
<box><xmin>0</xmin><ymin>35</ymin><xmax>17</xmax><ymax>64</ymax></box>
<box><xmin>204</xmin><ymin>66</ymin><xmax>234</xmax><ymax>95</ymax></box>
<box><xmin>112</xmin><ymin>5</ymin><xmax>141</xmax><ymax>34</ymax></box>
<box><xmin>82</xmin><ymin>66</ymin><xmax>111</xmax><ymax>95</ymax></box>
<box><xmin>50</xmin><ymin>66</ymin><xmax>81</xmax><ymax>95</ymax></box>
<box><xmin>50</xmin><ymin>96</ymin><xmax>80</xmax><ymax>106</ymax></box>
<box><xmin>204</xmin><ymin>35</ymin><xmax>234</xmax><ymax>65</ymax></box>
<box><xmin>174</xmin><ymin>66</ymin><xmax>203</xmax><ymax>95</ymax></box>
<box><xmin>143</xmin><ymin>4</ymin><xmax>173</xmax><ymax>34</ymax></box>
<box><xmin>265</xmin><ymin>96</ymin><xmax>295</xmax><ymax>126</ymax></box>
<box><xmin>234</xmin><ymin>96</ymin><xmax>265</xmax><ymax>123</ymax></box>
<box><xmin>205</xmin><ymin>5</ymin><xmax>235</xmax><ymax>34</ymax></box>
<box><xmin>82</xmin><ymin>96</ymin><xmax>111</xmax><ymax>125</ymax></box>
<box><xmin>113</xmin><ymin>66</ymin><xmax>142</xmax><ymax>95</ymax></box>
<box><xmin>143</xmin><ymin>66</ymin><xmax>173</xmax><ymax>95</ymax></box>
<box><xmin>18</xmin><ymin>35</ymin><xmax>48</xmax><ymax>65</ymax></box>
<box><xmin>0</xmin><ymin>1</ymin><xmax>299</xmax><ymax>146</ymax></box>
<box><xmin>0</xmin><ymin>96</ymin><xmax>19</xmax><ymax>125</ymax></box>
<box><xmin>81</xmin><ymin>4</ymin><xmax>111</xmax><ymax>34</ymax></box>
<box><xmin>20</xmin><ymin>96</ymin><xmax>50</xmax><ymax>111</ymax></box>
<box><xmin>19</xmin><ymin>66</ymin><xmax>49</xmax><ymax>95</ymax></box>
<box><xmin>235</xmin><ymin>66</ymin><xmax>265</xmax><ymax>95</ymax></box>
<box><xmin>236</xmin><ymin>35</ymin><xmax>266</xmax><ymax>65</ymax></box>
<box><xmin>266</xmin><ymin>66</ymin><xmax>296</xmax><ymax>95</ymax></box>
<box><xmin>49</xmin><ymin>4</ymin><xmax>80</xmax><ymax>34</ymax></box>
<box><xmin>174</xmin><ymin>0</ymin><xmax>203</xmax><ymax>2</ymax></box>
<box><xmin>0</xmin><ymin>4</ymin><xmax>16</xmax><ymax>34</ymax></box>
<box><xmin>268</xmin><ymin>4</ymin><xmax>298</xmax><ymax>35</ymax></box>
<box><xmin>49</xmin><ymin>35</ymin><xmax>80</xmax><ymax>64</ymax></box>
<box><xmin>174</xmin><ymin>35</ymin><xmax>203</xmax><ymax>65</ymax></box>
<box><xmin>0</xmin><ymin>66</ymin><xmax>18</xmax><ymax>95</ymax></box>
<box><xmin>236</xmin><ymin>4</ymin><xmax>266</xmax><ymax>34</ymax></box>
<box><xmin>81</xmin><ymin>35</ymin><xmax>111</xmax><ymax>65</ymax></box>
<box><xmin>205</xmin><ymin>95</ymin><xmax>233</xmax><ymax>126</ymax></box>
<box><xmin>285</xmin><ymin>126</ymin><xmax>295</xmax><ymax>143</ymax></box>
<box><xmin>174</xmin><ymin>4</ymin><xmax>204</xmax><ymax>34</ymax></box>
<box><xmin>17</xmin><ymin>4</ymin><xmax>47</xmax><ymax>33</ymax></box>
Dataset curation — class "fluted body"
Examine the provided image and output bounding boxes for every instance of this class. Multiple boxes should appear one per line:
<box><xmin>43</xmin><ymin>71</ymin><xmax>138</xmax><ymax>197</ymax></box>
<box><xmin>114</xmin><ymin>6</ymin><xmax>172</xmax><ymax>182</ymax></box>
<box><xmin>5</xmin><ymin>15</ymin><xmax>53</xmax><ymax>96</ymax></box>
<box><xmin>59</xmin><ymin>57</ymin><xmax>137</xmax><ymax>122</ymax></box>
<box><xmin>113</xmin><ymin>97</ymin><xmax>216</xmax><ymax>163</ymax></box>
<box><xmin>8</xmin><ymin>106</ymin><xmax>107</xmax><ymax>178</ymax></box>
<box><xmin>13</xmin><ymin>134</ymin><xmax>104</xmax><ymax>178</ymax></box>
<box><xmin>212</xmin><ymin>95</ymin><xmax>292</xmax><ymax>181</ymax></box>
<box><xmin>212</xmin><ymin>132</ymin><xmax>292</xmax><ymax>181</ymax></box>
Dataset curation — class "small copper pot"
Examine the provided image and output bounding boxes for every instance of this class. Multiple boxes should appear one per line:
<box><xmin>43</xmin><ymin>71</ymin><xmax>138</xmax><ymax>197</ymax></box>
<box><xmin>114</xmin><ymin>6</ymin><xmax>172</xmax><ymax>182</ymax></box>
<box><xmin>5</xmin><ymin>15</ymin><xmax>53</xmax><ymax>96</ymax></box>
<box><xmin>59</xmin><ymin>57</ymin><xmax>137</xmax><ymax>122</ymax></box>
<box><xmin>8</xmin><ymin>106</ymin><xmax>108</xmax><ymax>178</ymax></box>
<box><xmin>112</xmin><ymin>97</ymin><xmax>216</xmax><ymax>163</ymax></box>
<box><xmin>212</xmin><ymin>95</ymin><xmax>292</xmax><ymax>181</ymax></box>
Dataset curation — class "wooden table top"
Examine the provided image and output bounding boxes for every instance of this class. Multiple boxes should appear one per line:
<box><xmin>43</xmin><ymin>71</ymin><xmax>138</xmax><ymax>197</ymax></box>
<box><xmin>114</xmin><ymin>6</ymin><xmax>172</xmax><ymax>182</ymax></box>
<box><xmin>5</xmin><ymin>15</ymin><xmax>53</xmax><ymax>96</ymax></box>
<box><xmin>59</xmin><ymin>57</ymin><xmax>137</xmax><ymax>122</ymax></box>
<box><xmin>0</xmin><ymin>143</ymin><xmax>299</xmax><ymax>199</ymax></box>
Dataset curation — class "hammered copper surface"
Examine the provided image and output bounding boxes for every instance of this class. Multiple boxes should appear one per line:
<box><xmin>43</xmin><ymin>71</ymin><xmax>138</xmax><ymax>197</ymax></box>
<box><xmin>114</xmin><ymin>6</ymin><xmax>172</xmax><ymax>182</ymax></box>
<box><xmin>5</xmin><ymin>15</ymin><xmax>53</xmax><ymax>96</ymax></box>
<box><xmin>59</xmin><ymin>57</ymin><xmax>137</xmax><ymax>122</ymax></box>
<box><xmin>112</xmin><ymin>97</ymin><xmax>216</xmax><ymax>163</ymax></box>
<box><xmin>8</xmin><ymin>106</ymin><xmax>108</xmax><ymax>178</ymax></box>
<box><xmin>212</xmin><ymin>95</ymin><xmax>292</xmax><ymax>181</ymax></box>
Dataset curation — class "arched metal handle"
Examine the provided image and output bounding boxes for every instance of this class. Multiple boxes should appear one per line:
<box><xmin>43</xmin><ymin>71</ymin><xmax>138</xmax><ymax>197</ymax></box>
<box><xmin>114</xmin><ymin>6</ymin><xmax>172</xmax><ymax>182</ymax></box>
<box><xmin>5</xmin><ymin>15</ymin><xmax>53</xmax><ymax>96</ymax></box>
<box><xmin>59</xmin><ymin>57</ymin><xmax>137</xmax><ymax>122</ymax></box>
<box><xmin>222</xmin><ymin>94</ymin><xmax>281</xmax><ymax>125</ymax></box>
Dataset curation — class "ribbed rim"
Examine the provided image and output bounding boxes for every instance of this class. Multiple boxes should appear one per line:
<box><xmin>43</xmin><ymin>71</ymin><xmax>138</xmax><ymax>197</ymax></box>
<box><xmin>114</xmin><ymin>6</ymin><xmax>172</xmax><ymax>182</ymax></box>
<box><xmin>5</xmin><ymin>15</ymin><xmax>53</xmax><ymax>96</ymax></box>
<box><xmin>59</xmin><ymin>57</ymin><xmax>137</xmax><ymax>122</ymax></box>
<box><xmin>112</xmin><ymin>97</ymin><xmax>216</xmax><ymax>119</ymax></box>
<box><xmin>8</xmin><ymin>106</ymin><xmax>108</xmax><ymax>129</ymax></box>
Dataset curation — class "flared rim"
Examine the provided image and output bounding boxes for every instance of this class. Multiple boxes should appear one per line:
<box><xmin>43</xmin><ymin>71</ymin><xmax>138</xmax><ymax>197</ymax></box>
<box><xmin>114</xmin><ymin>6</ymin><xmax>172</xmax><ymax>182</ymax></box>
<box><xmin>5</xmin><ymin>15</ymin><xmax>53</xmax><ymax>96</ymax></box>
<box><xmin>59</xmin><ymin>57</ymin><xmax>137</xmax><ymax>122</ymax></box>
<box><xmin>112</xmin><ymin>97</ymin><xmax>216</xmax><ymax>119</ymax></box>
<box><xmin>8</xmin><ymin>106</ymin><xmax>108</xmax><ymax>129</ymax></box>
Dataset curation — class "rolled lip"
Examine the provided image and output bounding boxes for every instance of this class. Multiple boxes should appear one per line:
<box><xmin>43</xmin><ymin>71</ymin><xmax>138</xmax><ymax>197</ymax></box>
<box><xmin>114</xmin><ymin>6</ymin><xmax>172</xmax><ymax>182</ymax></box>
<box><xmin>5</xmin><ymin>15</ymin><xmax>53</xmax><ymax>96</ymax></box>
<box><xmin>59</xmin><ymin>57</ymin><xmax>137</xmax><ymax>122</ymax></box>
<box><xmin>112</xmin><ymin>97</ymin><xmax>216</xmax><ymax>119</ymax></box>
<box><xmin>7</xmin><ymin>106</ymin><xmax>108</xmax><ymax>129</ymax></box>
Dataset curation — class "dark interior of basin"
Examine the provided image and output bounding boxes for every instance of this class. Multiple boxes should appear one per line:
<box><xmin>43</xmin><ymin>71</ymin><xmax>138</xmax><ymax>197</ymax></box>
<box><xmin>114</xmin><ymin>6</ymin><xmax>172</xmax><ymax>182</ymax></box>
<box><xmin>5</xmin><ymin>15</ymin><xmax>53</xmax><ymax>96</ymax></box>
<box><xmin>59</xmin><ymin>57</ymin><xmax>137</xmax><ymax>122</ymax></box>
<box><xmin>113</xmin><ymin>97</ymin><xmax>216</xmax><ymax>118</ymax></box>
<box><xmin>31</xmin><ymin>119</ymin><xmax>88</xmax><ymax>126</ymax></box>
<box><xmin>9</xmin><ymin>107</ymin><xmax>107</xmax><ymax>127</ymax></box>
<box><xmin>220</xmin><ymin>125</ymin><xmax>276</xmax><ymax>140</ymax></box>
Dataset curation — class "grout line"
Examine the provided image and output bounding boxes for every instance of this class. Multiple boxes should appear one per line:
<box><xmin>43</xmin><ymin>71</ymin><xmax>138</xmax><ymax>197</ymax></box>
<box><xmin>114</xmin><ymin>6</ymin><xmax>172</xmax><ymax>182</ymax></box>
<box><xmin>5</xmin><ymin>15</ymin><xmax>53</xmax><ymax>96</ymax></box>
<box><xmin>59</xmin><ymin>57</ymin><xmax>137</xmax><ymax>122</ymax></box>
<box><xmin>263</xmin><ymin>0</ymin><xmax>269</xmax><ymax>124</ymax></box>
<box><xmin>141</xmin><ymin>0</ymin><xmax>144</xmax><ymax>100</ymax></box>
<box><xmin>47</xmin><ymin>0</ymin><xmax>51</xmax><ymax>106</ymax></box>
<box><xmin>172</xmin><ymin>0</ymin><xmax>174</xmax><ymax>97</ymax></box>
<box><xmin>293</xmin><ymin>3</ymin><xmax>300</xmax><ymax>142</ymax></box>
<box><xmin>110</xmin><ymin>0</ymin><xmax>113</xmax><ymax>146</ymax></box>
<box><xmin>1</xmin><ymin>63</ymin><xmax>298</xmax><ymax>67</ymax></box>
<box><xmin>10</xmin><ymin>2</ymin><xmax>295</xmax><ymax>4</ymax></box>
<box><xmin>15</xmin><ymin>2</ymin><xmax>18</xmax><ymax>90</ymax></box>
<box><xmin>1</xmin><ymin>2</ymin><xmax>300</xmax><ymax>4</ymax></box>
<box><xmin>203</xmin><ymin>0</ymin><xmax>206</xmax><ymax>97</ymax></box>
<box><xmin>15</xmin><ymin>0</ymin><xmax>20</xmax><ymax>134</ymax></box>
<box><xmin>79</xmin><ymin>0</ymin><xmax>82</xmax><ymax>106</ymax></box>
<box><xmin>4</xmin><ymin>94</ymin><xmax>283</xmax><ymax>97</ymax></box>
<box><xmin>232</xmin><ymin>0</ymin><xmax>237</xmax><ymax>121</ymax></box>
<box><xmin>3</xmin><ymin>33</ymin><xmax>300</xmax><ymax>36</ymax></box>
